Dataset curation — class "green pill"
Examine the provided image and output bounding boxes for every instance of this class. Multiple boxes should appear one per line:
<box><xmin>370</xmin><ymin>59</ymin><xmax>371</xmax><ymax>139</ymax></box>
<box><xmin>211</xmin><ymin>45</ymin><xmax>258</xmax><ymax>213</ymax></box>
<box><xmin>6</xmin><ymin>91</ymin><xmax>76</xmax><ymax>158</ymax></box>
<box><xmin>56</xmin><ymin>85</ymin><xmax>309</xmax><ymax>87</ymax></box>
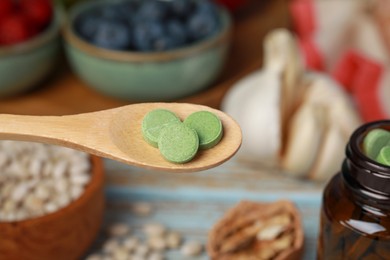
<box><xmin>376</xmin><ymin>146</ymin><xmax>390</xmax><ymax>166</ymax></box>
<box><xmin>363</xmin><ymin>129</ymin><xmax>390</xmax><ymax>160</ymax></box>
<box><xmin>158</xmin><ymin>123</ymin><xmax>199</xmax><ymax>163</ymax></box>
<box><xmin>142</xmin><ymin>109</ymin><xmax>181</xmax><ymax>147</ymax></box>
<box><xmin>184</xmin><ymin>111</ymin><xmax>223</xmax><ymax>149</ymax></box>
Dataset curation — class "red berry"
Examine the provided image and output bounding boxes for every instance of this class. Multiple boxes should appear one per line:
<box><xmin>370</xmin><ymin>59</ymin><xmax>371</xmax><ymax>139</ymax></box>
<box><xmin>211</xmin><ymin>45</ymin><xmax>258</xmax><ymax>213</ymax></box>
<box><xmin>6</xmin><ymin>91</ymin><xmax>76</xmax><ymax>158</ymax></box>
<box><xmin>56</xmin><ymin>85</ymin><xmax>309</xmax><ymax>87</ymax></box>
<box><xmin>0</xmin><ymin>15</ymin><xmax>31</xmax><ymax>45</ymax></box>
<box><xmin>0</xmin><ymin>0</ymin><xmax>14</xmax><ymax>21</ymax></box>
<box><xmin>19</xmin><ymin>0</ymin><xmax>52</xmax><ymax>30</ymax></box>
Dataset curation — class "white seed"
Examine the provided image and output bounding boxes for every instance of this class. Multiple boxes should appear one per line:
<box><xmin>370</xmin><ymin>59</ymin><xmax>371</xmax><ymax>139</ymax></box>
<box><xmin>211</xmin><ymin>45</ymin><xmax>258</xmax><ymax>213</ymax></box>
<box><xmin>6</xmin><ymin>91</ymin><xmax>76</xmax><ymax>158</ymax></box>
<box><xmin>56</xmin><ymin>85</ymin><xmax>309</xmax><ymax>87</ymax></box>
<box><xmin>44</xmin><ymin>202</ymin><xmax>59</xmax><ymax>214</ymax></box>
<box><xmin>52</xmin><ymin>160</ymin><xmax>68</xmax><ymax>179</ymax></box>
<box><xmin>103</xmin><ymin>239</ymin><xmax>120</xmax><ymax>253</ymax></box>
<box><xmin>86</xmin><ymin>254</ymin><xmax>104</xmax><ymax>260</ymax></box>
<box><xmin>70</xmin><ymin>173</ymin><xmax>91</xmax><ymax>186</ymax></box>
<box><xmin>123</xmin><ymin>237</ymin><xmax>139</xmax><ymax>251</ymax></box>
<box><xmin>4</xmin><ymin>212</ymin><xmax>16</xmax><ymax>222</ymax></box>
<box><xmin>108</xmin><ymin>223</ymin><xmax>131</xmax><ymax>237</ymax></box>
<box><xmin>148</xmin><ymin>236</ymin><xmax>166</xmax><ymax>251</ymax></box>
<box><xmin>147</xmin><ymin>252</ymin><xmax>164</xmax><ymax>260</ymax></box>
<box><xmin>11</xmin><ymin>183</ymin><xmax>30</xmax><ymax>202</ymax></box>
<box><xmin>8</xmin><ymin>162</ymin><xmax>25</xmax><ymax>178</ymax></box>
<box><xmin>112</xmin><ymin>247</ymin><xmax>130</xmax><ymax>260</ymax></box>
<box><xmin>70</xmin><ymin>161</ymin><xmax>90</xmax><ymax>175</ymax></box>
<box><xmin>132</xmin><ymin>202</ymin><xmax>153</xmax><ymax>216</ymax></box>
<box><xmin>133</xmin><ymin>244</ymin><xmax>149</xmax><ymax>257</ymax></box>
<box><xmin>143</xmin><ymin>223</ymin><xmax>166</xmax><ymax>238</ymax></box>
<box><xmin>1</xmin><ymin>183</ymin><xmax>14</xmax><ymax>198</ymax></box>
<box><xmin>70</xmin><ymin>185</ymin><xmax>84</xmax><ymax>200</ymax></box>
<box><xmin>3</xmin><ymin>200</ymin><xmax>17</xmax><ymax>213</ymax></box>
<box><xmin>165</xmin><ymin>232</ymin><xmax>182</xmax><ymax>249</ymax></box>
<box><xmin>14</xmin><ymin>210</ymin><xmax>28</xmax><ymax>221</ymax></box>
<box><xmin>0</xmin><ymin>152</ymin><xmax>8</xmax><ymax>168</ymax></box>
<box><xmin>54</xmin><ymin>179</ymin><xmax>69</xmax><ymax>193</ymax></box>
<box><xmin>34</xmin><ymin>185</ymin><xmax>51</xmax><ymax>201</ymax></box>
<box><xmin>180</xmin><ymin>241</ymin><xmax>203</xmax><ymax>257</ymax></box>
<box><xmin>42</xmin><ymin>162</ymin><xmax>53</xmax><ymax>177</ymax></box>
<box><xmin>24</xmin><ymin>194</ymin><xmax>44</xmax><ymax>212</ymax></box>
<box><xmin>56</xmin><ymin>193</ymin><xmax>72</xmax><ymax>208</ymax></box>
<box><xmin>131</xmin><ymin>256</ymin><xmax>145</xmax><ymax>260</ymax></box>
<box><xmin>29</xmin><ymin>159</ymin><xmax>42</xmax><ymax>177</ymax></box>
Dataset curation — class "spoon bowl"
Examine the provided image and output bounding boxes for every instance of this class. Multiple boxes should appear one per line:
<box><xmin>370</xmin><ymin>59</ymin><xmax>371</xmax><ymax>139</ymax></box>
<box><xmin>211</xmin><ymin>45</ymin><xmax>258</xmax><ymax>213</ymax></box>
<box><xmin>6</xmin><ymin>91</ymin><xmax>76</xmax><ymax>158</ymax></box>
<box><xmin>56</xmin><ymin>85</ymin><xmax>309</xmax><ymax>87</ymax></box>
<box><xmin>0</xmin><ymin>103</ymin><xmax>242</xmax><ymax>172</ymax></box>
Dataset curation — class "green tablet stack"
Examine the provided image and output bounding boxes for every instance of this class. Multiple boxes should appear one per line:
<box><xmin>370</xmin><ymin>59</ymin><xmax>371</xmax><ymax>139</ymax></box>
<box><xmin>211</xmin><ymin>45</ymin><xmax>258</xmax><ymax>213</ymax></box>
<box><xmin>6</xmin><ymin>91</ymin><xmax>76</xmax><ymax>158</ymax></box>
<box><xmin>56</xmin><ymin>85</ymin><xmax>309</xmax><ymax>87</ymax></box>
<box><xmin>363</xmin><ymin>128</ymin><xmax>390</xmax><ymax>167</ymax></box>
<box><xmin>141</xmin><ymin>109</ymin><xmax>223</xmax><ymax>163</ymax></box>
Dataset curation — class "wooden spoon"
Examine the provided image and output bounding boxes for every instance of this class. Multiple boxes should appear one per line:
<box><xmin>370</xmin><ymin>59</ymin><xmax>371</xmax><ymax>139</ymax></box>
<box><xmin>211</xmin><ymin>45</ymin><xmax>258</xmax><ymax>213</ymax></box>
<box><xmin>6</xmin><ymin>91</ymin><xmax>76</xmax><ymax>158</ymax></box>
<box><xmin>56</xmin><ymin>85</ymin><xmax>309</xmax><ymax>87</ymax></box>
<box><xmin>0</xmin><ymin>103</ymin><xmax>242</xmax><ymax>173</ymax></box>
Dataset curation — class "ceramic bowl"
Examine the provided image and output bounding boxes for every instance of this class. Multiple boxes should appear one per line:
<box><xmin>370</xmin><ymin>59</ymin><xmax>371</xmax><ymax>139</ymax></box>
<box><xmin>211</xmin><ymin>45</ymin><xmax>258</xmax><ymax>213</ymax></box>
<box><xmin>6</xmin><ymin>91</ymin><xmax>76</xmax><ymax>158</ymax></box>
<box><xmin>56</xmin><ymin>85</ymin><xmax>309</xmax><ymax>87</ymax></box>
<box><xmin>0</xmin><ymin>8</ymin><xmax>62</xmax><ymax>98</ymax></box>
<box><xmin>63</xmin><ymin>0</ymin><xmax>232</xmax><ymax>101</ymax></box>
<box><xmin>0</xmin><ymin>156</ymin><xmax>105</xmax><ymax>260</ymax></box>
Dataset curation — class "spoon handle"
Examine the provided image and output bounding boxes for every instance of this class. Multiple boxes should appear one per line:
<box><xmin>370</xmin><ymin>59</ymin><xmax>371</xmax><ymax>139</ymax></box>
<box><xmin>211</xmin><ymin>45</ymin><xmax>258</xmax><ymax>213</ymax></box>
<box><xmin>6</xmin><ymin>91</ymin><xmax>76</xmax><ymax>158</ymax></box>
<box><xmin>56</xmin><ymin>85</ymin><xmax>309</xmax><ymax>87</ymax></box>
<box><xmin>0</xmin><ymin>113</ymin><xmax>107</xmax><ymax>154</ymax></box>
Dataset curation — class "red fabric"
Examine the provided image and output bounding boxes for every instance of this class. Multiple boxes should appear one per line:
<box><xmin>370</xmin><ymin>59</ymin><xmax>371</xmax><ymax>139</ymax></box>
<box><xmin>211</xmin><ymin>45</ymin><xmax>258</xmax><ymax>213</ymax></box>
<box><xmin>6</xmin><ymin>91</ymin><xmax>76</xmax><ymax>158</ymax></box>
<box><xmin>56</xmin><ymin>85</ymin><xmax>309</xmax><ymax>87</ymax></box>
<box><xmin>332</xmin><ymin>50</ymin><xmax>387</xmax><ymax>122</ymax></box>
<box><xmin>290</xmin><ymin>0</ymin><xmax>322</xmax><ymax>71</ymax></box>
<box><xmin>289</xmin><ymin>0</ymin><xmax>316</xmax><ymax>37</ymax></box>
<box><xmin>298</xmin><ymin>37</ymin><xmax>324</xmax><ymax>71</ymax></box>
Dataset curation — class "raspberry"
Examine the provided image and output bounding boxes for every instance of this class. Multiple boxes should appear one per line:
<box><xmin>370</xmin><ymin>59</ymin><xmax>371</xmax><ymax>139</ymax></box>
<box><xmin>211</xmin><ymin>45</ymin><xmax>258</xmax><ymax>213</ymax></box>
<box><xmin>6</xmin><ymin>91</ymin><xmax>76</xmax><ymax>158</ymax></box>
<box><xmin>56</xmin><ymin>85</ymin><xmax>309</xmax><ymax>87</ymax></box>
<box><xmin>0</xmin><ymin>15</ymin><xmax>31</xmax><ymax>45</ymax></box>
<box><xmin>0</xmin><ymin>0</ymin><xmax>13</xmax><ymax>21</ymax></box>
<box><xmin>20</xmin><ymin>0</ymin><xmax>53</xmax><ymax>30</ymax></box>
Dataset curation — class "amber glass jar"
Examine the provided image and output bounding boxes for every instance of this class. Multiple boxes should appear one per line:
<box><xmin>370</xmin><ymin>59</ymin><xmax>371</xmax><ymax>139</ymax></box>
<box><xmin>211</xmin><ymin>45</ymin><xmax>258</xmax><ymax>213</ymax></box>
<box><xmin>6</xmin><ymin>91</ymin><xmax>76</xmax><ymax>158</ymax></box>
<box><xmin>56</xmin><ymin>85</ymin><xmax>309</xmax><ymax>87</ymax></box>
<box><xmin>318</xmin><ymin>120</ymin><xmax>390</xmax><ymax>259</ymax></box>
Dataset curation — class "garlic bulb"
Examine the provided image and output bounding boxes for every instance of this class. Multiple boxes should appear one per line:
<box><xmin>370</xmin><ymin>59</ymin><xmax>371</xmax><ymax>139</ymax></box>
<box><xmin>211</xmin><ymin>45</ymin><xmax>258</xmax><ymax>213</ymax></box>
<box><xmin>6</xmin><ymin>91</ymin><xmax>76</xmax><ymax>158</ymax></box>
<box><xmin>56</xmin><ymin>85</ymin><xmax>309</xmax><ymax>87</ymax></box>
<box><xmin>222</xmin><ymin>70</ymin><xmax>281</xmax><ymax>166</ymax></box>
<box><xmin>222</xmin><ymin>29</ymin><xmax>362</xmax><ymax>181</ymax></box>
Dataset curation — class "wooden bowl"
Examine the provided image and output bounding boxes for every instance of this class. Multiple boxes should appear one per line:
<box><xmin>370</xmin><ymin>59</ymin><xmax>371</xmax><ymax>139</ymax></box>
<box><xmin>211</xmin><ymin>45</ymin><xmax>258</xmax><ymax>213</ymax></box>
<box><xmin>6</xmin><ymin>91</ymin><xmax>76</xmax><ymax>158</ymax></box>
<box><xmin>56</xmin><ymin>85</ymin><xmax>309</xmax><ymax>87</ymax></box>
<box><xmin>0</xmin><ymin>156</ymin><xmax>105</xmax><ymax>260</ymax></box>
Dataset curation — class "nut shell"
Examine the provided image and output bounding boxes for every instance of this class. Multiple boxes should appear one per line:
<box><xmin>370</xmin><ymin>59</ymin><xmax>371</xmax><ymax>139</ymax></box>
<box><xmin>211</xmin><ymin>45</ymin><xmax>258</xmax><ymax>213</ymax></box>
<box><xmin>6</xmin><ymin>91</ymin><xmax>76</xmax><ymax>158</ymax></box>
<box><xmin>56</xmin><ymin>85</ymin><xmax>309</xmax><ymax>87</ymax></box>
<box><xmin>207</xmin><ymin>200</ymin><xmax>304</xmax><ymax>260</ymax></box>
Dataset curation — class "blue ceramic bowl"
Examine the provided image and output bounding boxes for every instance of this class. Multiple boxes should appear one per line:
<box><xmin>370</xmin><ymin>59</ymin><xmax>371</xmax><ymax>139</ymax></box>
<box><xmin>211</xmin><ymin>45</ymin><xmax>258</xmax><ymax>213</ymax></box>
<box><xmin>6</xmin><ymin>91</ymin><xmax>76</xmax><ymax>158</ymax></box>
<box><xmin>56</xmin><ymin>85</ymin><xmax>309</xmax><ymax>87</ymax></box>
<box><xmin>0</xmin><ymin>9</ymin><xmax>61</xmax><ymax>98</ymax></box>
<box><xmin>63</xmin><ymin>0</ymin><xmax>232</xmax><ymax>101</ymax></box>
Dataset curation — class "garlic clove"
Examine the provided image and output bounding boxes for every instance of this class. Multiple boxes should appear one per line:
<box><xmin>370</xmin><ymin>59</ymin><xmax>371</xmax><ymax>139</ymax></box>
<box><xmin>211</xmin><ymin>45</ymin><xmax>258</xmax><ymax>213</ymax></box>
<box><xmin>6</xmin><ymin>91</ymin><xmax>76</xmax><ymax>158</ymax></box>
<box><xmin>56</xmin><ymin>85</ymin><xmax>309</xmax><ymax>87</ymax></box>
<box><xmin>282</xmin><ymin>102</ymin><xmax>326</xmax><ymax>177</ymax></box>
<box><xmin>308</xmin><ymin>120</ymin><xmax>346</xmax><ymax>182</ymax></box>
<box><xmin>330</xmin><ymin>97</ymin><xmax>362</xmax><ymax>140</ymax></box>
<box><xmin>378</xmin><ymin>71</ymin><xmax>390</xmax><ymax>118</ymax></box>
<box><xmin>304</xmin><ymin>72</ymin><xmax>361</xmax><ymax>138</ymax></box>
<box><xmin>263</xmin><ymin>28</ymin><xmax>304</xmax><ymax>77</ymax></box>
<box><xmin>264</xmin><ymin>29</ymin><xmax>305</xmax><ymax>132</ymax></box>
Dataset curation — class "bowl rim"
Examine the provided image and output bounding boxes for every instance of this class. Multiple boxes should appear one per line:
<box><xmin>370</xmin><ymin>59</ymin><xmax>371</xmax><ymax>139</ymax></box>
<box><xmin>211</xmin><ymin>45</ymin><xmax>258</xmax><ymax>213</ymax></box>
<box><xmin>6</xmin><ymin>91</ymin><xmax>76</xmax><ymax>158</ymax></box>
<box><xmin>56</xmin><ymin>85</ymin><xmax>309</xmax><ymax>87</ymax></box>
<box><xmin>0</xmin><ymin>155</ymin><xmax>104</xmax><ymax>226</ymax></box>
<box><xmin>63</xmin><ymin>0</ymin><xmax>232</xmax><ymax>62</ymax></box>
<box><xmin>0</xmin><ymin>6</ymin><xmax>62</xmax><ymax>57</ymax></box>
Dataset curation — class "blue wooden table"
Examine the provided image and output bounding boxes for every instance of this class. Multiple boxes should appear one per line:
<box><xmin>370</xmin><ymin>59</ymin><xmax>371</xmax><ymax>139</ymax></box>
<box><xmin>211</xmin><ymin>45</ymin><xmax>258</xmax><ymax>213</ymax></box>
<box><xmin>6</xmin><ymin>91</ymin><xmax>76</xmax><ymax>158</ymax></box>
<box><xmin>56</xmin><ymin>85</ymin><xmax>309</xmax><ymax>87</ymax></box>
<box><xmin>96</xmin><ymin>157</ymin><xmax>326</xmax><ymax>259</ymax></box>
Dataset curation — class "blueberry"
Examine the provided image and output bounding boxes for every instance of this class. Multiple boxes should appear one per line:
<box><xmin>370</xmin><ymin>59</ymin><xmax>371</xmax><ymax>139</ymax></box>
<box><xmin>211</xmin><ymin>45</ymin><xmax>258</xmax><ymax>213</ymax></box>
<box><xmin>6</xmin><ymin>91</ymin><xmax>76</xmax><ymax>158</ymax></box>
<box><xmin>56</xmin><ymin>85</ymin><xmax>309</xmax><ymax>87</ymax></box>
<box><xmin>187</xmin><ymin>9</ymin><xmax>220</xmax><ymax>41</ymax></box>
<box><xmin>195</xmin><ymin>0</ymin><xmax>218</xmax><ymax>15</ymax></box>
<box><xmin>95</xmin><ymin>4</ymin><xmax>119</xmax><ymax>20</ymax></box>
<box><xmin>115</xmin><ymin>1</ymin><xmax>137</xmax><ymax>22</ymax></box>
<box><xmin>137</xmin><ymin>0</ymin><xmax>168</xmax><ymax>21</ymax></box>
<box><xmin>169</xmin><ymin>0</ymin><xmax>194</xmax><ymax>19</ymax></box>
<box><xmin>92</xmin><ymin>20</ymin><xmax>132</xmax><ymax>50</ymax></box>
<box><xmin>153</xmin><ymin>36</ymin><xmax>176</xmax><ymax>51</ymax></box>
<box><xmin>75</xmin><ymin>12</ymin><xmax>101</xmax><ymax>41</ymax></box>
<box><xmin>166</xmin><ymin>20</ymin><xmax>187</xmax><ymax>47</ymax></box>
<box><xmin>133</xmin><ymin>20</ymin><xmax>165</xmax><ymax>51</ymax></box>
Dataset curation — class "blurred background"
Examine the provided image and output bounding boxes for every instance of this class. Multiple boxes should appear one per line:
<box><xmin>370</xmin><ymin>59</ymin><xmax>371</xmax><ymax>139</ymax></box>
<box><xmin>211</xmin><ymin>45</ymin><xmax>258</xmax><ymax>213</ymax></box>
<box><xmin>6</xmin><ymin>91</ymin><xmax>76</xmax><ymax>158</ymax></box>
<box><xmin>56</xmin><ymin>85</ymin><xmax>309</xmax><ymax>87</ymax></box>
<box><xmin>0</xmin><ymin>0</ymin><xmax>389</xmax><ymax>259</ymax></box>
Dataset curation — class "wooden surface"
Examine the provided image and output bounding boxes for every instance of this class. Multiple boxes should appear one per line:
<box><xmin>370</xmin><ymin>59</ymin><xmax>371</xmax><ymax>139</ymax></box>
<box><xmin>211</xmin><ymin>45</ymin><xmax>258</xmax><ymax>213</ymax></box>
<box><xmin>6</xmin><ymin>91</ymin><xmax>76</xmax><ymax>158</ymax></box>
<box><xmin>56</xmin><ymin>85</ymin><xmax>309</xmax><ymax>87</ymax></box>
<box><xmin>0</xmin><ymin>0</ymin><xmax>290</xmax><ymax>116</ymax></box>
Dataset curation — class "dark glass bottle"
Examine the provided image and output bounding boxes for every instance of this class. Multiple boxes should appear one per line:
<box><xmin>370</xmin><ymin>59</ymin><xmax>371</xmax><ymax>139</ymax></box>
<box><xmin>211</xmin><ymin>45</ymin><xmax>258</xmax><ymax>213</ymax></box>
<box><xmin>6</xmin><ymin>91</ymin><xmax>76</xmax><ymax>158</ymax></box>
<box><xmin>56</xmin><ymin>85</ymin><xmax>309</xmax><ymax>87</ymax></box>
<box><xmin>318</xmin><ymin>120</ymin><xmax>390</xmax><ymax>259</ymax></box>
